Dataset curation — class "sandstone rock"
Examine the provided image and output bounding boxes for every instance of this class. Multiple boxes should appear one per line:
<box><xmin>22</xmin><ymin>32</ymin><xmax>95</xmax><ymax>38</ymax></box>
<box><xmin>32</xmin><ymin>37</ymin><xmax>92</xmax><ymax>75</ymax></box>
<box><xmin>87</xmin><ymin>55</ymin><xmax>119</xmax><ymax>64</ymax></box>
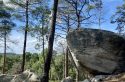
<box><xmin>80</xmin><ymin>79</ymin><xmax>90</xmax><ymax>82</ymax></box>
<box><xmin>66</xmin><ymin>28</ymin><xmax>125</xmax><ymax>75</ymax></box>
<box><xmin>0</xmin><ymin>69</ymin><xmax>40</xmax><ymax>82</ymax></box>
<box><xmin>61</xmin><ymin>76</ymin><xmax>73</xmax><ymax>82</ymax></box>
<box><xmin>0</xmin><ymin>74</ymin><xmax>14</xmax><ymax>82</ymax></box>
<box><xmin>82</xmin><ymin>73</ymin><xmax>125</xmax><ymax>82</ymax></box>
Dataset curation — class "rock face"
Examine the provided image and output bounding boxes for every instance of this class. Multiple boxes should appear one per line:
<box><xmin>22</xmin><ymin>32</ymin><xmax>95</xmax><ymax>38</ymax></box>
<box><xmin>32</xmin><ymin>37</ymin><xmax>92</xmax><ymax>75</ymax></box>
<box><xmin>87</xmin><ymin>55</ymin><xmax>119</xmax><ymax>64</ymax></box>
<box><xmin>82</xmin><ymin>73</ymin><xmax>125</xmax><ymax>82</ymax></box>
<box><xmin>0</xmin><ymin>69</ymin><xmax>40</xmax><ymax>82</ymax></box>
<box><xmin>66</xmin><ymin>28</ymin><xmax>125</xmax><ymax>75</ymax></box>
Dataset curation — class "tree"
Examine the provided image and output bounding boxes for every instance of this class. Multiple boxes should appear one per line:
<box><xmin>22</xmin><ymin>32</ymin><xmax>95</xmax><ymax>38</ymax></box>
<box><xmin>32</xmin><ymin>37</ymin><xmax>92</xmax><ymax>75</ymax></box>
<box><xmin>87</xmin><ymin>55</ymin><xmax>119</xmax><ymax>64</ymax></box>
<box><xmin>0</xmin><ymin>1</ymin><xmax>15</xmax><ymax>74</ymax></box>
<box><xmin>57</xmin><ymin>0</ymin><xmax>100</xmax><ymax>81</ymax></box>
<box><xmin>90</xmin><ymin>0</ymin><xmax>105</xmax><ymax>29</ymax></box>
<box><xmin>63</xmin><ymin>0</ymin><xmax>96</xmax><ymax>29</ymax></box>
<box><xmin>41</xmin><ymin>0</ymin><xmax>59</xmax><ymax>82</ymax></box>
<box><xmin>57</xmin><ymin>0</ymin><xmax>80</xmax><ymax>78</ymax></box>
<box><xmin>31</xmin><ymin>4</ymin><xmax>50</xmax><ymax>63</ymax></box>
<box><xmin>57</xmin><ymin>3</ymin><xmax>71</xmax><ymax>78</ymax></box>
<box><xmin>5</xmin><ymin>0</ymin><xmax>30</xmax><ymax>72</ymax></box>
<box><xmin>0</xmin><ymin>9</ymin><xmax>15</xmax><ymax>74</ymax></box>
<box><xmin>56</xmin><ymin>42</ymin><xmax>66</xmax><ymax>78</ymax></box>
<box><xmin>95</xmin><ymin>0</ymin><xmax>103</xmax><ymax>29</ymax></box>
<box><xmin>8</xmin><ymin>0</ymin><xmax>48</xmax><ymax>72</ymax></box>
<box><xmin>21</xmin><ymin>0</ymin><xmax>29</xmax><ymax>72</ymax></box>
<box><xmin>111</xmin><ymin>1</ymin><xmax>125</xmax><ymax>34</ymax></box>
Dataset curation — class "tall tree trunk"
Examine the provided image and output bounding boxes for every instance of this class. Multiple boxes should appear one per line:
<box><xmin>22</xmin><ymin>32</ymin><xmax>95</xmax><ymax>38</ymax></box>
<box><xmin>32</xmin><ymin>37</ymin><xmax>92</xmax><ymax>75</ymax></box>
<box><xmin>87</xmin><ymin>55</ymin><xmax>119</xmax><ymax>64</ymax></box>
<box><xmin>99</xmin><ymin>9</ymin><xmax>101</xmax><ymax>29</ymax></box>
<box><xmin>77</xmin><ymin>14</ymin><xmax>80</xmax><ymax>29</ymax></box>
<box><xmin>42</xmin><ymin>35</ymin><xmax>45</xmax><ymax>61</ymax></box>
<box><xmin>3</xmin><ymin>31</ymin><xmax>6</xmax><ymax>74</ymax></box>
<box><xmin>42</xmin><ymin>14</ymin><xmax>45</xmax><ymax>63</ymax></box>
<box><xmin>63</xmin><ymin>47</ymin><xmax>65</xmax><ymax>78</ymax></box>
<box><xmin>76</xmin><ymin>14</ymin><xmax>80</xmax><ymax>81</ymax></box>
<box><xmin>21</xmin><ymin>0</ymin><xmax>28</xmax><ymax>72</ymax></box>
<box><xmin>64</xmin><ymin>14</ymin><xmax>70</xmax><ymax>77</ymax></box>
<box><xmin>41</xmin><ymin>0</ymin><xmax>58</xmax><ymax>82</ymax></box>
<box><xmin>65</xmin><ymin>47</ymin><xmax>68</xmax><ymax>77</ymax></box>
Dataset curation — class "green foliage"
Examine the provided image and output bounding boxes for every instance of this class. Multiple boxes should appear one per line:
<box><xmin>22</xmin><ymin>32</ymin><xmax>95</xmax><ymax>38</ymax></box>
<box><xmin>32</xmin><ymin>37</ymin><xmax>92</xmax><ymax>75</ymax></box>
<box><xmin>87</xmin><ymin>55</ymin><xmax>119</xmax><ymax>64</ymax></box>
<box><xmin>0</xmin><ymin>10</ymin><xmax>15</xmax><ymax>37</ymax></box>
<box><xmin>0</xmin><ymin>51</ymin><xmax>76</xmax><ymax>80</ymax></box>
<box><xmin>25</xmin><ymin>52</ymin><xmax>45</xmax><ymax>75</ymax></box>
<box><xmin>0</xmin><ymin>10</ymin><xmax>11</xmax><ymax>18</ymax></box>
<box><xmin>0</xmin><ymin>0</ymin><xmax>77</xmax><ymax>81</ymax></box>
<box><xmin>111</xmin><ymin>1</ymin><xmax>125</xmax><ymax>34</ymax></box>
<box><xmin>50</xmin><ymin>55</ymin><xmax>64</xmax><ymax>80</ymax></box>
<box><xmin>87</xmin><ymin>5</ymin><xmax>95</xmax><ymax>11</ymax></box>
<box><xmin>0</xmin><ymin>54</ymin><xmax>21</xmax><ymax>73</ymax></box>
<box><xmin>0</xmin><ymin>2</ymin><xmax>15</xmax><ymax>37</ymax></box>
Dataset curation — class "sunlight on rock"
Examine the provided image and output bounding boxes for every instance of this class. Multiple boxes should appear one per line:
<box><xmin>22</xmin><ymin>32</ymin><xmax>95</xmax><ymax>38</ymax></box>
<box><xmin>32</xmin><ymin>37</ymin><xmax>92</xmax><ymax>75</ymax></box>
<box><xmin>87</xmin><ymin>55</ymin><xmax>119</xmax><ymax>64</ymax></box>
<box><xmin>0</xmin><ymin>69</ymin><xmax>40</xmax><ymax>82</ymax></box>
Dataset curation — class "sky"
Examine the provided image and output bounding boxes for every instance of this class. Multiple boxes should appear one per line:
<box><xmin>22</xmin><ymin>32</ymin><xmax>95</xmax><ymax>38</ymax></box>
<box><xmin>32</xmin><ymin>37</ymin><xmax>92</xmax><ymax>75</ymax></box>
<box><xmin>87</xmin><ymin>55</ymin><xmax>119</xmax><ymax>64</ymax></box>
<box><xmin>90</xmin><ymin>0</ymin><xmax>123</xmax><ymax>32</ymax></box>
<box><xmin>0</xmin><ymin>0</ymin><xmax>124</xmax><ymax>54</ymax></box>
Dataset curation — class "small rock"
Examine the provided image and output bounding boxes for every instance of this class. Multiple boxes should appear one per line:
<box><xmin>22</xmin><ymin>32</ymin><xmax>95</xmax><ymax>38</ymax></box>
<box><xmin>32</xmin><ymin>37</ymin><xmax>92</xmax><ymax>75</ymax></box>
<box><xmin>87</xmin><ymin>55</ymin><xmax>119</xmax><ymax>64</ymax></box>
<box><xmin>0</xmin><ymin>69</ymin><xmax>40</xmax><ymax>82</ymax></box>
<box><xmin>61</xmin><ymin>76</ymin><xmax>73</xmax><ymax>82</ymax></box>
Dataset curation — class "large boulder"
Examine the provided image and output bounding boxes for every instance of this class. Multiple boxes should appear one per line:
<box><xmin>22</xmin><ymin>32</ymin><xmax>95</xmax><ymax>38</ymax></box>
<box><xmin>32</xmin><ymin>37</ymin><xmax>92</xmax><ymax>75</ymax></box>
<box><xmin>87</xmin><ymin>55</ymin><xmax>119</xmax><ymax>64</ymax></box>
<box><xmin>66</xmin><ymin>28</ymin><xmax>125</xmax><ymax>75</ymax></box>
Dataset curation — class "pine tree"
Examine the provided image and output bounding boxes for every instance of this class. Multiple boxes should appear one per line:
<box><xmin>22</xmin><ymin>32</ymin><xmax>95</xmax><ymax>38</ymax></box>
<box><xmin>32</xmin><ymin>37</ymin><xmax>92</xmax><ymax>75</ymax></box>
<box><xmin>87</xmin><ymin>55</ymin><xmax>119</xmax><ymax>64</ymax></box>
<box><xmin>0</xmin><ymin>1</ymin><xmax>15</xmax><ymax>73</ymax></box>
<box><xmin>41</xmin><ymin>0</ymin><xmax>59</xmax><ymax>82</ymax></box>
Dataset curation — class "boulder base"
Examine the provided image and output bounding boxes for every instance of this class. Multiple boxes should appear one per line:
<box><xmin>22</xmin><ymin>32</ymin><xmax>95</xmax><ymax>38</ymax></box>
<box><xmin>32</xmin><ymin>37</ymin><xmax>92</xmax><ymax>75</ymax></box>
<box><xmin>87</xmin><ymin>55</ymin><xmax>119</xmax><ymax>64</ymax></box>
<box><xmin>82</xmin><ymin>73</ymin><xmax>125</xmax><ymax>82</ymax></box>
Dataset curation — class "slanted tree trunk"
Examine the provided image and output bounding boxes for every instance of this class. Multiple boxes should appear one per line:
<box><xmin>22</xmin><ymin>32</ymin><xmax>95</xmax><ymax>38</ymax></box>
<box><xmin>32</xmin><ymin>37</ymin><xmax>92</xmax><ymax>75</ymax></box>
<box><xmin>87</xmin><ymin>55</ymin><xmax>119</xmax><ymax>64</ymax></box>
<box><xmin>41</xmin><ymin>0</ymin><xmax>58</xmax><ymax>82</ymax></box>
<box><xmin>21</xmin><ymin>0</ymin><xmax>29</xmax><ymax>72</ymax></box>
<box><xmin>68</xmin><ymin>48</ymin><xmax>80</xmax><ymax>82</ymax></box>
<box><xmin>3</xmin><ymin>30</ymin><xmax>7</xmax><ymax>74</ymax></box>
<box><xmin>76</xmin><ymin>69</ymin><xmax>79</xmax><ymax>82</ymax></box>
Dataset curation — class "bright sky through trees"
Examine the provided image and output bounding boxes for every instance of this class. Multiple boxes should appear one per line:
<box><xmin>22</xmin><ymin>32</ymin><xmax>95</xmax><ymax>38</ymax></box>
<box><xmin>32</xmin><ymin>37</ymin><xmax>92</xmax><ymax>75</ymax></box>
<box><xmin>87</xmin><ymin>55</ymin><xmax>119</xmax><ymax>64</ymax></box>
<box><xmin>0</xmin><ymin>0</ymin><xmax>123</xmax><ymax>54</ymax></box>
